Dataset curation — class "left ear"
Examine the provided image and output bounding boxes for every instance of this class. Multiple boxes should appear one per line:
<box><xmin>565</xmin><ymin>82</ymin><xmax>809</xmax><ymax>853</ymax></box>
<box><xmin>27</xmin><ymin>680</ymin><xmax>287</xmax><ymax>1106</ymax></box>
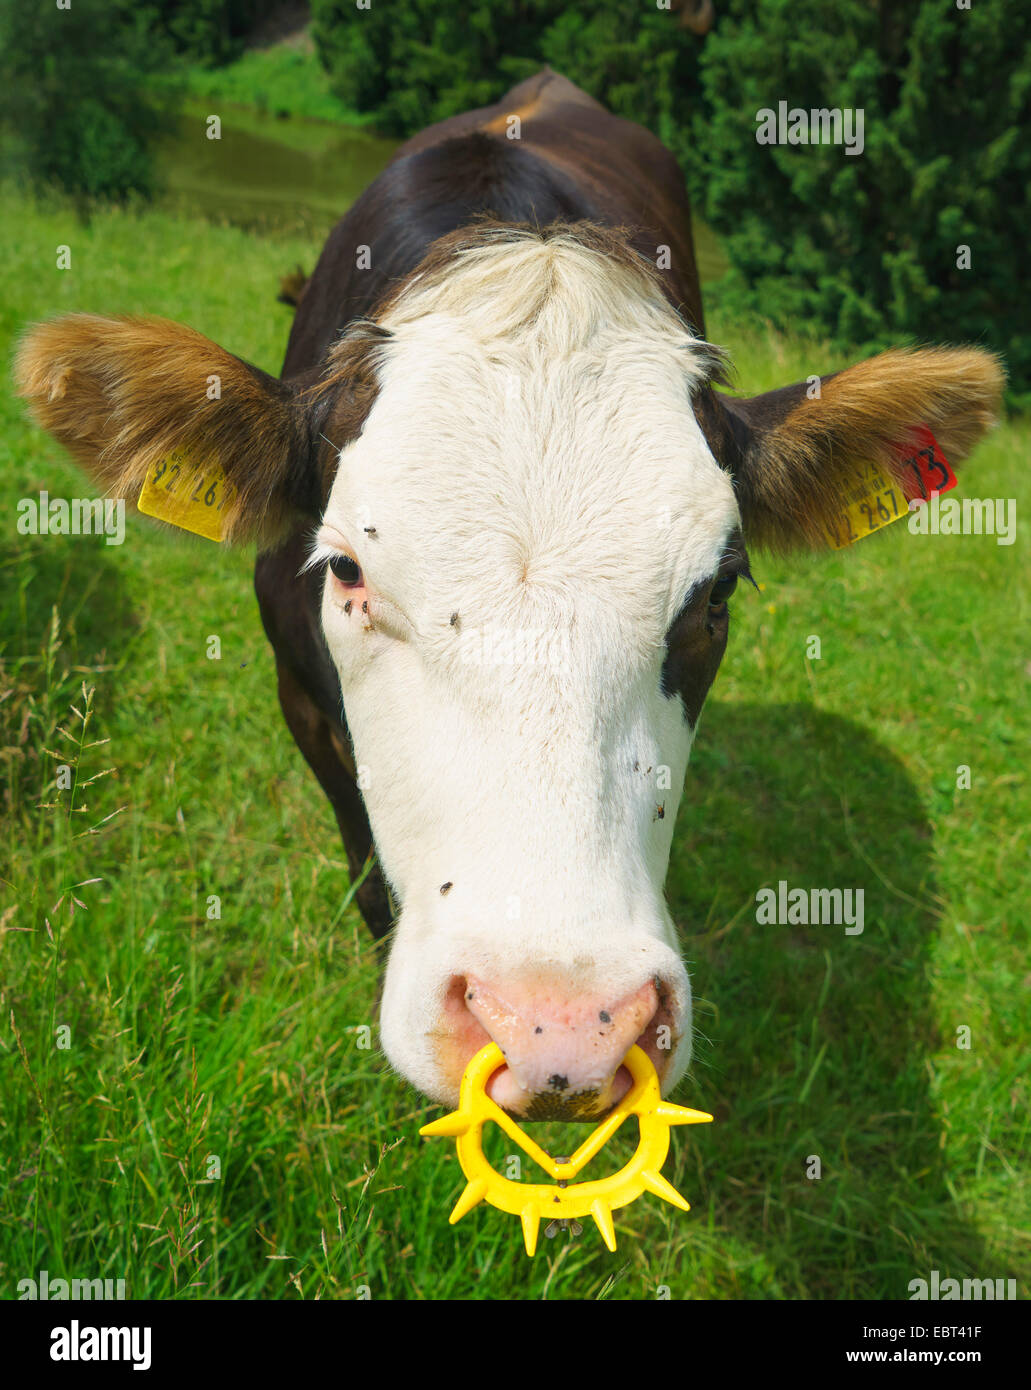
<box><xmin>15</xmin><ymin>313</ymin><xmax>325</xmax><ymax>548</ymax></box>
<box><xmin>717</xmin><ymin>346</ymin><xmax>1005</xmax><ymax>551</ymax></box>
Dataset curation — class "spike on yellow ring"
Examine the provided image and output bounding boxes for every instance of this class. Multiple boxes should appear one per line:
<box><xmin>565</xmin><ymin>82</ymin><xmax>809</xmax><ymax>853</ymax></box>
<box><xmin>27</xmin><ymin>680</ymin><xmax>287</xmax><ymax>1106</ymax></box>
<box><xmin>419</xmin><ymin>1043</ymin><xmax>712</xmax><ymax>1256</ymax></box>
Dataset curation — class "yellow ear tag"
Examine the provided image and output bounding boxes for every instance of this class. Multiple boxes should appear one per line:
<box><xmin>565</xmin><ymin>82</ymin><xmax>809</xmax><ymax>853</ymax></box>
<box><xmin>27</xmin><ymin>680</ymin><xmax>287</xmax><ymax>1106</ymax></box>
<box><xmin>420</xmin><ymin>1043</ymin><xmax>712</xmax><ymax>1256</ymax></box>
<box><xmin>825</xmin><ymin>458</ymin><xmax>910</xmax><ymax>549</ymax></box>
<box><xmin>137</xmin><ymin>451</ymin><xmax>236</xmax><ymax>543</ymax></box>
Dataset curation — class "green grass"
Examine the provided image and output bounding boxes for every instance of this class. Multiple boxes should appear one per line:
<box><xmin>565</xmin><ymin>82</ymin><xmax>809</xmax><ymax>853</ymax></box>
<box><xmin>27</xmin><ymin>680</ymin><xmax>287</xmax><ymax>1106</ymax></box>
<box><xmin>0</xmin><ymin>188</ymin><xmax>1027</xmax><ymax>1300</ymax></box>
<box><xmin>181</xmin><ymin>31</ymin><xmax>368</xmax><ymax>126</ymax></box>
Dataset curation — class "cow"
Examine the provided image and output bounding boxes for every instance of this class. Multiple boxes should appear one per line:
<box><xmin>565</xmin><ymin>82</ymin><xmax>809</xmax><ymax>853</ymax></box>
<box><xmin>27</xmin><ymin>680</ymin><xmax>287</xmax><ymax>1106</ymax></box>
<box><xmin>16</xmin><ymin>69</ymin><xmax>1002</xmax><ymax>1122</ymax></box>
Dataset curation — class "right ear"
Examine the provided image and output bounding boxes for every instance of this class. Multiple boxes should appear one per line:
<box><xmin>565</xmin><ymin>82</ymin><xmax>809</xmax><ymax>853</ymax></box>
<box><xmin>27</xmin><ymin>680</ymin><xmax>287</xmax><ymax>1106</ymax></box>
<box><xmin>715</xmin><ymin>346</ymin><xmax>1004</xmax><ymax>551</ymax></box>
<box><xmin>15</xmin><ymin>314</ymin><xmax>325</xmax><ymax>547</ymax></box>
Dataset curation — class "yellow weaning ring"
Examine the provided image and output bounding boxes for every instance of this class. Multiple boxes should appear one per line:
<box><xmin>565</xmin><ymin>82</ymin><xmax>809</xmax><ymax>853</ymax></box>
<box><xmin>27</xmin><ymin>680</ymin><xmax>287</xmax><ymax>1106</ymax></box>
<box><xmin>419</xmin><ymin>1042</ymin><xmax>712</xmax><ymax>1255</ymax></box>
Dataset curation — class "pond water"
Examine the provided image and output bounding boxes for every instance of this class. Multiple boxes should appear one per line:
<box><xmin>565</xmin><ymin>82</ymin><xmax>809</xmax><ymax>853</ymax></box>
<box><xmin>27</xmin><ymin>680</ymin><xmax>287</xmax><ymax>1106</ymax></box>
<box><xmin>155</xmin><ymin>101</ymin><xmax>397</xmax><ymax>239</ymax></box>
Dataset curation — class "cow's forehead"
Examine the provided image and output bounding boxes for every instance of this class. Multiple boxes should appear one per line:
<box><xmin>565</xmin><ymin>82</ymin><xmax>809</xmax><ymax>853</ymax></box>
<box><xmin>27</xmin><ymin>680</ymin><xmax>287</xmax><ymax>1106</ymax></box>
<box><xmin>322</xmin><ymin>231</ymin><xmax>740</xmax><ymax>638</ymax></box>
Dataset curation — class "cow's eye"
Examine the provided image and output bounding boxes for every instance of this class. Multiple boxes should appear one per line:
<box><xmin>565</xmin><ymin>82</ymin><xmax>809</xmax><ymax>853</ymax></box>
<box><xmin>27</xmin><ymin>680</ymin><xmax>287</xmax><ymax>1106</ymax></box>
<box><xmin>329</xmin><ymin>553</ymin><xmax>361</xmax><ymax>586</ymax></box>
<box><xmin>708</xmin><ymin>574</ymin><xmax>738</xmax><ymax>609</ymax></box>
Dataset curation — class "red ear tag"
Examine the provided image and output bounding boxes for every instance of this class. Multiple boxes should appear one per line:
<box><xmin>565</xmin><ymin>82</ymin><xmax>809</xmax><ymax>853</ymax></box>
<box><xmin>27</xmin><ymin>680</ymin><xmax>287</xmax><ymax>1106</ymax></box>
<box><xmin>824</xmin><ymin>425</ymin><xmax>958</xmax><ymax>549</ymax></box>
<box><xmin>895</xmin><ymin>425</ymin><xmax>957</xmax><ymax>504</ymax></box>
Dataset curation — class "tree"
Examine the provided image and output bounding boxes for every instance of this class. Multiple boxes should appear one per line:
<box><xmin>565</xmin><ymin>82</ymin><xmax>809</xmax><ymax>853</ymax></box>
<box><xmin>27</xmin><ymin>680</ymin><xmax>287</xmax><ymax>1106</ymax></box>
<box><xmin>311</xmin><ymin>0</ymin><xmax>1028</xmax><ymax>398</ymax></box>
<box><xmin>684</xmin><ymin>0</ymin><xmax>1030</xmax><ymax>400</ymax></box>
<box><xmin>145</xmin><ymin>0</ymin><xmax>283</xmax><ymax>68</ymax></box>
<box><xmin>310</xmin><ymin>0</ymin><xmax>700</xmax><ymax>138</ymax></box>
<box><xmin>0</xmin><ymin>0</ymin><xmax>174</xmax><ymax>205</ymax></box>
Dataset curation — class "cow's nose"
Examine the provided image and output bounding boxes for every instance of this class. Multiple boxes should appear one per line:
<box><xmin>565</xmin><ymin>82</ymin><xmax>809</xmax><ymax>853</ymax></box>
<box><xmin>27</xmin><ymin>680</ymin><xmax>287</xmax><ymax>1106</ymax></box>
<box><xmin>462</xmin><ymin>975</ymin><xmax>660</xmax><ymax>1118</ymax></box>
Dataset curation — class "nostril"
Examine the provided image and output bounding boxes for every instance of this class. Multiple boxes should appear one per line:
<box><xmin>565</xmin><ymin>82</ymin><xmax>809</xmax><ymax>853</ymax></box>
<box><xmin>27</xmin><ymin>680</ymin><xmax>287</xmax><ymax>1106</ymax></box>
<box><xmin>458</xmin><ymin>975</ymin><xmax>668</xmax><ymax>1115</ymax></box>
<box><xmin>633</xmin><ymin>979</ymin><xmax>680</xmax><ymax>1075</ymax></box>
<box><xmin>431</xmin><ymin>968</ymin><xmax>686</xmax><ymax>1118</ymax></box>
<box><xmin>443</xmin><ymin>974</ymin><xmax>493</xmax><ymax>1054</ymax></box>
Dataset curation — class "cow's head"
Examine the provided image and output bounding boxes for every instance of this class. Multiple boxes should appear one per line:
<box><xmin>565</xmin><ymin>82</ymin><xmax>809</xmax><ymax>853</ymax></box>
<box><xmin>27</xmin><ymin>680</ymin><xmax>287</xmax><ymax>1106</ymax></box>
<box><xmin>16</xmin><ymin>225</ymin><xmax>1003</xmax><ymax>1118</ymax></box>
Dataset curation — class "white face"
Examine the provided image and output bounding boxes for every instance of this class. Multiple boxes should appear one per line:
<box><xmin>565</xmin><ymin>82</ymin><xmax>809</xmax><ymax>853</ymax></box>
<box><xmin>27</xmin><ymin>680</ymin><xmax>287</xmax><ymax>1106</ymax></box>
<box><xmin>314</xmin><ymin>234</ymin><xmax>740</xmax><ymax>1115</ymax></box>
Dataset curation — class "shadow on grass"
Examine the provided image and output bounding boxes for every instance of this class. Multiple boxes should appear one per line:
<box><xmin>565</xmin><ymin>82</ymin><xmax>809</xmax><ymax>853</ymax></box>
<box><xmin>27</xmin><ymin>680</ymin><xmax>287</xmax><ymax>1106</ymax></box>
<box><xmin>0</xmin><ymin>533</ymin><xmax>141</xmax><ymax>666</ymax></box>
<box><xmin>669</xmin><ymin>699</ymin><xmax>982</xmax><ymax>1298</ymax></box>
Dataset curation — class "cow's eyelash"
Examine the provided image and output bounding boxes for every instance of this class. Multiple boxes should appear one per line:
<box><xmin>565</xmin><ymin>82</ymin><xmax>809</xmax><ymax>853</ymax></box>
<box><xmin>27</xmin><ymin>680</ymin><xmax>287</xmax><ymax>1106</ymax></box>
<box><xmin>669</xmin><ymin>556</ymin><xmax>756</xmax><ymax>629</ymax></box>
<box><xmin>301</xmin><ymin>538</ymin><xmax>353</xmax><ymax>576</ymax></box>
<box><xmin>716</xmin><ymin>547</ymin><xmax>758</xmax><ymax>591</ymax></box>
<box><xmin>735</xmin><ymin>559</ymin><xmax>759</xmax><ymax>592</ymax></box>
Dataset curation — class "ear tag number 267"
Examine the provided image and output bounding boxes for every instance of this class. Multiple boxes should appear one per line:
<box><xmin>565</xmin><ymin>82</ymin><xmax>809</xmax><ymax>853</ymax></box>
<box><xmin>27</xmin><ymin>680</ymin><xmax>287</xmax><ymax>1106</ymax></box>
<box><xmin>826</xmin><ymin>426</ymin><xmax>957</xmax><ymax>549</ymax></box>
<box><xmin>137</xmin><ymin>451</ymin><xmax>236</xmax><ymax>543</ymax></box>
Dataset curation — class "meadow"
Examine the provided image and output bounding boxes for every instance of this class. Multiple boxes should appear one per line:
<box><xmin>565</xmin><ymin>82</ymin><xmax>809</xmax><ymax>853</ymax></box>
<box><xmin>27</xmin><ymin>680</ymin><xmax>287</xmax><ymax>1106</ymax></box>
<box><xmin>0</xmin><ymin>156</ymin><xmax>1027</xmax><ymax>1299</ymax></box>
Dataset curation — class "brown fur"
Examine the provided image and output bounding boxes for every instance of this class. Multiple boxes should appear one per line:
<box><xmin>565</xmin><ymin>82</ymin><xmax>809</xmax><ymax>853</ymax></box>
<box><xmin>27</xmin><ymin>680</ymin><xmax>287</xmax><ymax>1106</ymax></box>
<box><xmin>301</xmin><ymin>321</ymin><xmax>390</xmax><ymax>505</ymax></box>
<box><xmin>672</xmin><ymin>0</ymin><xmax>715</xmax><ymax>34</ymax></box>
<box><xmin>725</xmin><ymin>347</ymin><xmax>1006</xmax><ymax>551</ymax></box>
<box><xmin>277</xmin><ymin>265</ymin><xmax>309</xmax><ymax>309</ymax></box>
<box><xmin>14</xmin><ymin>313</ymin><xmax>317</xmax><ymax>548</ymax></box>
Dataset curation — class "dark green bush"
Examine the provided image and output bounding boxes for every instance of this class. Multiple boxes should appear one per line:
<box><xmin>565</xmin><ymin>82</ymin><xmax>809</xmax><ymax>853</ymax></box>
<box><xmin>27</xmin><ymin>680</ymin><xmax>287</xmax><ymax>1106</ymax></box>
<box><xmin>310</xmin><ymin>0</ymin><xmax>698</xmax><ymax>138</ymax></box>
<box><xmin>145</xmin><ymin>0</ymin><xmax>282</xmax><ymax>68</ymax></box>
<box><xmin>311</xmin><ymin>0</ymin><xmax>1028</xmax><ymax>398</ymax></box>
<box><xmin>684</xmin><ymin>0</ymin><xmax>1030</xmax><ymax>402</ymax></box>
<box><xmin>0</xmin><ymin>0</ymin><xmax>173</xmax><ymax>204</ymax></box>
<box><xmin>0</xmin><ymin>0</ymin><xmax>283</xmax><ymax>205</ymax></box>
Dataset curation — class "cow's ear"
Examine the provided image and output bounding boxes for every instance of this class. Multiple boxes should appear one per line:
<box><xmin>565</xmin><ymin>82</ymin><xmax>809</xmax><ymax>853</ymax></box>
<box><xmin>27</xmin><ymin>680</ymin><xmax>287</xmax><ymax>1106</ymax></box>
<box><xmin>718</xmin><ymin>347</ymin><xmax>1005</xmax><ymax>551</ymax></box>
<box><xmin>15</xmin><ymin>314</ymin><xmax>324</xmax><ymax>548</ymax></box>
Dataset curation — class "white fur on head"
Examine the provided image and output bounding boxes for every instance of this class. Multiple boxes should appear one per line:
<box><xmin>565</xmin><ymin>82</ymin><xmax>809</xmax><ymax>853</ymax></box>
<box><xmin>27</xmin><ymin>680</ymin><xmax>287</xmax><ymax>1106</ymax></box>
<box><xmin>316</xmin><ymin>229</ymin><xmax>740</xmax><ymax>1105</ymax></box>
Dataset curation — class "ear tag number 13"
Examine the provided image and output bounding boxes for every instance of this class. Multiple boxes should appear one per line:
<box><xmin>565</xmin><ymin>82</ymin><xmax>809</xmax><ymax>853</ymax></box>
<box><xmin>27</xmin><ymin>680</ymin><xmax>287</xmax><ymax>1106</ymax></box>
<box><xmin>826</xmin><ymin>425</ymin><xmax>957</xmax><ymax>549</ymax></box>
